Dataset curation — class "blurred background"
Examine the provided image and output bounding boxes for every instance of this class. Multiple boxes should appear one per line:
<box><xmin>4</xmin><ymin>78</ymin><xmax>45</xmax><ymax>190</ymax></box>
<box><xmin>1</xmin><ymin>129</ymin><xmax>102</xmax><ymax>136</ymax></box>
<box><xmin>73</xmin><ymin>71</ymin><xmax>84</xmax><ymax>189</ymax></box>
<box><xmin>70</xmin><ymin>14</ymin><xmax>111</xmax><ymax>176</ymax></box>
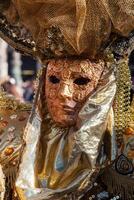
<box><xmin>0</xmin><ymin>38</ymin><xmax>41</xmax><ymax>103</ymax></box>
<box><xmin>0</xmin><ymin>38</ymin><xmax>134</xmax><ymax>104</ymax></box>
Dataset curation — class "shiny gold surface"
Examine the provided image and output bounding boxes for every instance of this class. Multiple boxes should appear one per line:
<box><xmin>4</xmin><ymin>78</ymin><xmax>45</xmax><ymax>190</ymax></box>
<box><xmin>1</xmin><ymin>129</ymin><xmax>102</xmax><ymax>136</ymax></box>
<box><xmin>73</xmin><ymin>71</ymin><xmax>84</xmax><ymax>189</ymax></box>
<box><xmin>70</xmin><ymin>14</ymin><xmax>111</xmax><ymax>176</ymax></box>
<box><xmin>45</xmin><ymin>59</ymin><xmax>104</xmax><ymax>127</ymax></box>
<box><xmin>3</xmin><ymin>0</ymin><xmax>134</xmax><ymax>58</ymax></box>
<box><xmin>16</xmin><ymin>64</ymin><xmax>116</xmax><ymax>199</ymax></box>
<box><xmin>114</xmin><ymin>58</ymin><xmax>132</xmax><ymax>152</ymax></box>
<box><xmin>0</xmin><ymin>91</ymin><xmax>31</xmax><ymax>199</ymax></box>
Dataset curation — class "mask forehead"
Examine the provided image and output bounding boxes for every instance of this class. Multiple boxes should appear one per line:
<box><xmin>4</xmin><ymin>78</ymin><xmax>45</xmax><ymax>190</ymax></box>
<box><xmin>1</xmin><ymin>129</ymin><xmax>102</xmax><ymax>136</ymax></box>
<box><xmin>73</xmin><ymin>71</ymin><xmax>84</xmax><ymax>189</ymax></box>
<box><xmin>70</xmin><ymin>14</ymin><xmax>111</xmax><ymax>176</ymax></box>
<box><xmin>47</xmin><ymin>59</ymin><xmax>103</xmax><ymax>80</ymax></box>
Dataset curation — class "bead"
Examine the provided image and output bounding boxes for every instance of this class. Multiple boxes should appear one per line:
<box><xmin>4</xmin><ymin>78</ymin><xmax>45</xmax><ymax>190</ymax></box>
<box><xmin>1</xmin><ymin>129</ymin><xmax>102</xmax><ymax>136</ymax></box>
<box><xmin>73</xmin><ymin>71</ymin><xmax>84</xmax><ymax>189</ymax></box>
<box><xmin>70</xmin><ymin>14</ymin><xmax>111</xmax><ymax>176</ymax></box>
<box><xmin>94</xmin><ymin>182</ymin><xmax>98</xmax><ymax>186</ymax></box>
<box><xmin>116</xmin><ymin>196</ymin><xmax>120</xmax><ymax>199</ymax></box>
<box><xmin>12</xmin><ymin>161</ymin><xmax>17</xmax><ymax>166</ymax></box>
<box><xmin>33</xmin><ymin>47</ymin><xmax>36</xmax><ymax>52</ymax></box>
<box><xmin>4</xmin><ymin>147</ymin><xmax>14</xmax><ymax>156</ymax></box>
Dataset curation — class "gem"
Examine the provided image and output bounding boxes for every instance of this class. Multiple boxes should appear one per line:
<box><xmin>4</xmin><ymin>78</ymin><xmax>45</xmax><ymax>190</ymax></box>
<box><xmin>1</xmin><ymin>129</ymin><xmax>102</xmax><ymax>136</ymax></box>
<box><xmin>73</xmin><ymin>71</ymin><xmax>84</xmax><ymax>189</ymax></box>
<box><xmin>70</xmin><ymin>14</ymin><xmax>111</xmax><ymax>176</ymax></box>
<box><xmin>4</xmin><ymin>147</ymin><xmax>14</xmax><ymax>156</ymax></box>
<box><xmin>8</xmin><ymin>126</ymin><xmax>16</xmax><ymax>132</ymax></box>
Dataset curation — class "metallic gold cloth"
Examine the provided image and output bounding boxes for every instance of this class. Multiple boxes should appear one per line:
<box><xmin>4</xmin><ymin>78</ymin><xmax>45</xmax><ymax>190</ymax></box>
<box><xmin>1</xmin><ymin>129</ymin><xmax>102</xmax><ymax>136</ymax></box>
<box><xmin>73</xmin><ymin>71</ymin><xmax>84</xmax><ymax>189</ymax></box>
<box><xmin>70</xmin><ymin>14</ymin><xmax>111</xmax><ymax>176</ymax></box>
<box><xmin>0</xmin><ymin>165</ymin><xmax>5</xmax><ymax>200</ymax></box>
<box><xmin>16</xmin><ymin>67</ymin><xmax>116</xmax><ymax>200</ymax></box>
<box><xmin>10</xmin><ymin>0</ymin><xmax>134</xmax><ymax>58</ymax></box>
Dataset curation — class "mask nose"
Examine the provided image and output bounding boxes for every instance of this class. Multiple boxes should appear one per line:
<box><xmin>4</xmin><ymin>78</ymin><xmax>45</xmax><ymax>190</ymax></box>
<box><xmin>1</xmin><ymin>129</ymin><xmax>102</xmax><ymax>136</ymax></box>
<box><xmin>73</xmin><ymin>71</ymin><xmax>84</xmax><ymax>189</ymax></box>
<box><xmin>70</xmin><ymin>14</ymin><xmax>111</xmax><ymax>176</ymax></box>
<box><xmin>58</xmin><ymin>83</ymin><xmax>73</xmax><ymax>100</ymax></box>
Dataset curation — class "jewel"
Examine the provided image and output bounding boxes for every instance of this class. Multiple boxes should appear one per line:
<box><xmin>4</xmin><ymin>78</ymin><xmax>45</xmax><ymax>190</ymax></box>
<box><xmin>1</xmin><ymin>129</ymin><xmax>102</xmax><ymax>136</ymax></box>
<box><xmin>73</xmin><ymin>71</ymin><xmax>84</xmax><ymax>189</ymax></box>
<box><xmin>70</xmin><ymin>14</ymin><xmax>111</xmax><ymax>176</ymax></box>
<box><xmin>4</xmin><ymin>147</ymin><xmax>14</xmax><ymax>156</ymax></box>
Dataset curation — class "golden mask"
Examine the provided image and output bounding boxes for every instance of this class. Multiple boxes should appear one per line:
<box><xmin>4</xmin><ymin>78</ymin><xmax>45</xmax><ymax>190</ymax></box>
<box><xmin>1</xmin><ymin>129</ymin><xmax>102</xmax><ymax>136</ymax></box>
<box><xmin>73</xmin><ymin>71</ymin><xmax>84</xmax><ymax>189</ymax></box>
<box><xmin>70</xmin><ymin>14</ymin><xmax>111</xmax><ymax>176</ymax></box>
<box><xmin>45</xmin><ymin>59</ymin><xmax>104</xmax><ymax>127</ymax></box>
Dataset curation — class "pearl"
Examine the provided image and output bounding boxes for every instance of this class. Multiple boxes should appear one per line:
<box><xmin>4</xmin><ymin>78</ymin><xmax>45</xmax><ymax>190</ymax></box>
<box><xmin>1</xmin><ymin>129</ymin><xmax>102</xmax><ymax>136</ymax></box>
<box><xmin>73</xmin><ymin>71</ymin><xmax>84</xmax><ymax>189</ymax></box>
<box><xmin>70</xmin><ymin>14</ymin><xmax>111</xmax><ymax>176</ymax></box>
<box><xmin>94</xmin><ymin>182</ymin><xmax>98</xmax><ymax>186</ymax></box>
<box><xmin>116</xmin><ymin>196</ymin><xmax>120</xmax><ymax>199</ymax></box>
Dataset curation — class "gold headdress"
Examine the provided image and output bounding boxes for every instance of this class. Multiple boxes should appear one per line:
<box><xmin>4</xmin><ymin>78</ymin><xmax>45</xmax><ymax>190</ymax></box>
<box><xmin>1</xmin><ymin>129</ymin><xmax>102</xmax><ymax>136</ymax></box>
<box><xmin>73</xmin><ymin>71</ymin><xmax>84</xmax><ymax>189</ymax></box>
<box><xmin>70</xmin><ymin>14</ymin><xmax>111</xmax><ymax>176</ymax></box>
<box><xmin>0</xmin><ymin>0</ymin><xmax>134</xmax><ymax>59</ymax></box>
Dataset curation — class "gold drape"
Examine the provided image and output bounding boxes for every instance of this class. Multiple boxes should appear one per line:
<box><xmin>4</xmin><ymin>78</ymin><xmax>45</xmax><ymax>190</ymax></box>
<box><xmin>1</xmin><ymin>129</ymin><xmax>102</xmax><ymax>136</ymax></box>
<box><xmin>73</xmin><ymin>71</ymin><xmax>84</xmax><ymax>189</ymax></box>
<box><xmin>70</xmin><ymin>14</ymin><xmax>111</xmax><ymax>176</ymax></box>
<box><xmin>16</xmin><ymin>67</ymin><xmax>116</xmax><ymax>200</ymax></box>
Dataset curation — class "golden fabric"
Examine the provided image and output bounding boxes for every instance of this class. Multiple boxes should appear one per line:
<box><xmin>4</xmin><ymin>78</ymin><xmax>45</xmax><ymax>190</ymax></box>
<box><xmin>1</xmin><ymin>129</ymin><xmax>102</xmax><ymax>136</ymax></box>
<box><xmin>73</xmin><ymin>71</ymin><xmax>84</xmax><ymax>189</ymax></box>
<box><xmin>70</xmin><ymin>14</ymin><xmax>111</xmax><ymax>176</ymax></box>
<box><xmin>11</xmin><ymin>0</ymin><xmax>134</xmax><ymax>58</ymax></box>
<box><xmin>0</xmin><ymin>1</ymin><xmax>133</xmax><ymax>199</ymax></box>
<box><xmin>0</xmin><ymin>91</ymin><xmax>31</xmax><ymax>199</ymax></box>
<box><xmin>16</xmin><ymin>66</ymin><xmax>116</xmax><ymax>199</ymax></box>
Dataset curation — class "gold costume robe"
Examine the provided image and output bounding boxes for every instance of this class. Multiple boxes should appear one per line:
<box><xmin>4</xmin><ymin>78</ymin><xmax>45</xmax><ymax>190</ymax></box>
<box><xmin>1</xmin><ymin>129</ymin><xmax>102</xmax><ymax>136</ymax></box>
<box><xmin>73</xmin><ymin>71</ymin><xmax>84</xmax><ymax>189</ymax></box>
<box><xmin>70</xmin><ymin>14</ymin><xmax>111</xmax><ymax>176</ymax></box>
<box><xmin>0</xmin><ymin>1</ymin><xmax>133</xmax><ymax>200</ymax></box>
<box><xmin>0</xmin><ymin>91</ymin><xmax>31</xmax><ymax>199</ymax></box>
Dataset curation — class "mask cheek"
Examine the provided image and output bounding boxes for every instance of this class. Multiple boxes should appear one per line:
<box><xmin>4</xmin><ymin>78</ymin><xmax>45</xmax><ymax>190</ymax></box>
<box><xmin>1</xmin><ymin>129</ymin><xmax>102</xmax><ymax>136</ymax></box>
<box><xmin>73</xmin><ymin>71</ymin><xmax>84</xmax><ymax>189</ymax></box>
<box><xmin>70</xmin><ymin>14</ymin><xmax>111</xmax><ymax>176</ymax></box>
<box><xmin>73</xmin><ymin>88</ymin><xmax>88</xmax><ymax>102</ymax></box>
<box><xmin>46</xmin><ymin>84</ymin><xmax>58</xmax><ymax>100</ymax></box>
<box><xmin>73</xmin><ymin>84</ymin><xmax>95</xmax><ymax>102</ymax></box>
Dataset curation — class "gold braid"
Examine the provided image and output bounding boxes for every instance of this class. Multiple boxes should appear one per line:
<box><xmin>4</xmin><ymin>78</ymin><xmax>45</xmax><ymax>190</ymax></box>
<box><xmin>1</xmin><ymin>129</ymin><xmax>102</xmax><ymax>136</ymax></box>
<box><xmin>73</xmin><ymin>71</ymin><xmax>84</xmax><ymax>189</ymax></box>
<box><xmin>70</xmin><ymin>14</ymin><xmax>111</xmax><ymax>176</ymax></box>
<box><xmin>114</xmin><ymin>57</ymin><xmax>132</xmax><ymax>153</ymax></box>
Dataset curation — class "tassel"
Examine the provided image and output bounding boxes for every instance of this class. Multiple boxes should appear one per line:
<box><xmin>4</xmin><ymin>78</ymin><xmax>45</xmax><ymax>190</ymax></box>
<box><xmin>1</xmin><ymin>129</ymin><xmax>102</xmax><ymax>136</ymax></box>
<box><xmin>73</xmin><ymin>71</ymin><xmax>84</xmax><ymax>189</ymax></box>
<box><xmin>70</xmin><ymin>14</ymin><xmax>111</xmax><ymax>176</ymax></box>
<box><xmin>3</xmin><ymin>165</ymin><xmax>18</xmax><ymax>200</ymax></box>
<box><xmin>101</xmin><ymin>167</ymin><xmax>134</xmax><ymax>200</ymax></box>
<box><xmin>0</xmin><ymin>165</ymin><xmax>5</xmax><ymax>200</ymax></box>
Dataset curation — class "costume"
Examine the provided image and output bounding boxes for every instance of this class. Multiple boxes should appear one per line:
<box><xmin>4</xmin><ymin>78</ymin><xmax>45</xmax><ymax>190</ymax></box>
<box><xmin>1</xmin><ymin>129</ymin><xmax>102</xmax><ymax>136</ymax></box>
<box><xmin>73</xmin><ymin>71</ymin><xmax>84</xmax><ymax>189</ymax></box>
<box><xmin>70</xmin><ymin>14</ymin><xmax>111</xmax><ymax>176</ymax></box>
<box><xmin>0</xmin><ymin>1</ymin><xmax>134</xmax><ymax>200</ymax></box>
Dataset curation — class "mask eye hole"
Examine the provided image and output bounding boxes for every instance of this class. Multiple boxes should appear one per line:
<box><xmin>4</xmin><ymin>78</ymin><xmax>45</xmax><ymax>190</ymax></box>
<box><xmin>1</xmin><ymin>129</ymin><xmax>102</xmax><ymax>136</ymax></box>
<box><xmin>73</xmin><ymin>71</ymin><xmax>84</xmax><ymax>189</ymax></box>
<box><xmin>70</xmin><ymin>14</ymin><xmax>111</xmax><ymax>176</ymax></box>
<box><xmin>49</xmin><ymin>75</ymin><xmax>60</xmax><ymax>84</ymax></box>
<box><xmin>74</xmin><ymin>77</ymin><xmax>90</xmax><ymax>85</ymax></box>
